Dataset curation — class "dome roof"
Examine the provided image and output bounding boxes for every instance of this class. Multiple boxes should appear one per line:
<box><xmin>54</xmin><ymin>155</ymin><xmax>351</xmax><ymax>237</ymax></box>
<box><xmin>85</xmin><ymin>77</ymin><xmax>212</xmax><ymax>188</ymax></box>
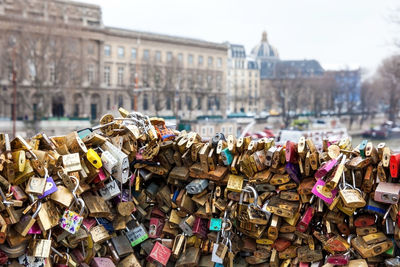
<box><xmin>251</xmin><ymin>31</ymin><xmax>279</xmax><ymax>60</ymax></box>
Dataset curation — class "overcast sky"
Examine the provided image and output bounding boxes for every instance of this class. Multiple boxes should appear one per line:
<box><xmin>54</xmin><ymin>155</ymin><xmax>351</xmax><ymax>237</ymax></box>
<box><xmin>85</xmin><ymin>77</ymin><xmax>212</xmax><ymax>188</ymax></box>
<box><xmin>80</xmin><ymin>0</ymin><xmax>399</xmax><ymax>74</ymax></box>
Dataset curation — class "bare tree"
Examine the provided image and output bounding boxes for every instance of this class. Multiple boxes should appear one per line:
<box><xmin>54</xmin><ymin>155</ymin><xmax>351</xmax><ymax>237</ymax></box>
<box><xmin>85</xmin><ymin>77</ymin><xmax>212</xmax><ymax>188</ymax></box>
<box><xmin>375</xmin><ymin>55</ymin><xmax>400</xmax><ymax>123</ymax></box>
<box><xmin>0</xmin><ymin>25</ymin><xmax>83</xmax><ymax>131</ymax></box>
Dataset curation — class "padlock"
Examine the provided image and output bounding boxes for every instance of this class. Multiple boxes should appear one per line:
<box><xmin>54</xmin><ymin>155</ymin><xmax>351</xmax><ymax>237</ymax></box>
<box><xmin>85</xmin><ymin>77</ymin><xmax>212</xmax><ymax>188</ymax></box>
<box><xmin>125</xmin><ymin>215</ymin><xmax>149</xmax><ymax>247</ymax></box>
<box><xmin>59</xmin><ymin>198</ymin><xmax>85</xmax><ymax>234</ymax></box>
<box><xmin>99</xmin><ymin>177</ymin><xmax>121</xmax><ymax>200</ymax></box>
<box><xmin>90</xmin><ymin>223</ymin><xmax>111</xmax><ymax>244</ymax></box>
<box><xmin>28</xmin><ymin>229</ymin><xmax>52</xmax><ymax>258</ymax></box>
<box><xmin>101</xmin><ymin>141</ymin><xmax>130</xmax><ymax>184</ymax></box>
<box><xmin>374</xmin><ymin>182</ymin><xmax>400</xmax><ymax>204</ymax></box>
<box><xmin>149</xmin><ymin>217</ymin><xmax>165</xmax><ymax>238</ymax></box>
<box><xmin>296</xmin><ymin>207</ymin><xmax>314</xmax><ymax>233</ymax></box>
<box><xmin>311</xmin><ymin>178</ymin><xmax>338</xmax><ymax>205</ymax></box>
<box><xmin>185</xmin><ymin>179</ymin><xmax>208</xmax><ymax>194</ymax></box>
<box><xmin>15</xmin><ymin>201</ymin><xmax>42</xmax><ymax>237</ymax></box>
<box><xmin>226</xmin><ymin>174</ymin><xmax>243</xmax><ymax>192</ymax></box>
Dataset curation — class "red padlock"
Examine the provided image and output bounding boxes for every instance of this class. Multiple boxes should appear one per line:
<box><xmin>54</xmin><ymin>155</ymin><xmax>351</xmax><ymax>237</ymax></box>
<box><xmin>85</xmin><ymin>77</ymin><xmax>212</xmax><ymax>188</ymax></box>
<box><xmin>390</xmin><ymin>154</ymin><xmax>400</xmax><ymax>178</ymax></box>
<box><xmin>147</xmin><ymin>241</ymin><xmax>172</xmax><ymax>266</ymax></box>
<box><xmin>192</xmin><ymin>217</ymin><xmax>208</xmax><ymax>239</ymax></box>
<box><xmin>354</xmin><ymin>214</ymin><xmax>375</xmax><ymax>227</ymax></box>
<box><xmin>297</xmin><ymin>207</ymin><xmax>314</xmax><ymax>233</ymax></box>
<box><xmin>148</xmin><ymin>217</ymin><xmax>164</xmax><ymax>239</ymax></box>
<box><xmin>273</xmin><ymin>239</ymin><xmax>291</xmax><ymax>252</ymax></box>
<box><xmin>285</xmin><ymin>141</ymin><xmax>298</xmax><ymax>163</ymax></box>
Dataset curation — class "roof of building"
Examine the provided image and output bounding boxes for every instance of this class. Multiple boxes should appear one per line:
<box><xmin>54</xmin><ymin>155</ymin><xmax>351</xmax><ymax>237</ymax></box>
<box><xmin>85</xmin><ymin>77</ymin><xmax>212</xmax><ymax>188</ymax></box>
<box><xmin>247</xmin><ymin>59</ymin><xmax>258</xmax><ymax>70</ymax></box>
<box><xmin>106</xmin><ymin>27</ymin><xmax>228</xmax><ymax>51</ymax></box>
<box><xmin>229</xmin><ymin>44</ymin><xmax>246</xmax><ymax>58</ymax></box>
<box><xmin>250</xmin><ymin>31</ymin><xmax>279</xmax><ymax>60</ymax></box>
<box><xmin>261</xmin><ymin>59</ymin><xmax>324</xmax><ymax>79</ymax></box>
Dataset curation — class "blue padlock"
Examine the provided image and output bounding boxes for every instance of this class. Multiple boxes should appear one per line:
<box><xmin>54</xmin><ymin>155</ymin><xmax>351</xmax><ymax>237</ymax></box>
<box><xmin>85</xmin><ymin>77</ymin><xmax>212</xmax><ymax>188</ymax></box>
<box><xmin>209</xmin><ymin>218</ymin><xmax>222</xmax><ymax>231</ymax></box>
<box><xmin>221</xmin><ymin>147</ymin><xmax>233</xmax><ymax>166</ymax></box>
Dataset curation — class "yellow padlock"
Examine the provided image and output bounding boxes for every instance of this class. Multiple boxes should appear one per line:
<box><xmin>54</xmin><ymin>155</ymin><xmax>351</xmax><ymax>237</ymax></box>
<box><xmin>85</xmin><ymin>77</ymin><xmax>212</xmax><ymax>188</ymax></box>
<box><xmin>86</xmin><ymin>148</ymin><xmax>102</xmax><ymax>169</ymax></box>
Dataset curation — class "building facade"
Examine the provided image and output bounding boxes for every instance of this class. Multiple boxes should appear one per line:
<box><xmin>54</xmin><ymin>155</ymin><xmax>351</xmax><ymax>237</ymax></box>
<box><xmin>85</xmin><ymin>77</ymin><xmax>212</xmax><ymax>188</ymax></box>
<box><xmin>0</xmin><ymin>0</ymin><xmax>227</xmax><ymax>123</ymax></box>
<box><xmin>226</xmin><ymin>43</ymin><xmax>261</xmax><ymax>115</ymax></box>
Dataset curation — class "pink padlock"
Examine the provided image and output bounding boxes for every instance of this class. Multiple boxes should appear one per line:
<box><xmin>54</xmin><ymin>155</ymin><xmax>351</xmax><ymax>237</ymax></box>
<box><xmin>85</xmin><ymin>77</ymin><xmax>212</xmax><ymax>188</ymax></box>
<box><xmin>82</xmin><ymin>217</ymin><xmax>97</xmax><ymax>231</ymax></box>
<box><xmin>327</xmin><ymin>253</ymin><xmax>350</xmax><ymax>265</ymax></box>
<box><xmin>296</xmin><ymin>207</ymin><xmax>314</xmax><ymax>233</ymax></box>
<box><xmin>314</xmin><ymin>157</ymin><xmax>339</xmax><ymax>179</ymax></box>
<box><xmin>311</xmin><ymin>178</ymin><xmax>338</xmax><ymax>205</ymax></box>
<box><xmin>11</xmin><ymin>185</ymin><xmax>27</xmax><ymax>201</ymax></box>
<box><xmin>93</xmin><ymin>169</ymin><xmax>107</xmax><ymax>184</ymax></box>
<box><xmin>27</xmin><ymin>222</ymin><xmax>42</xmax><ymax>235</ymax></box>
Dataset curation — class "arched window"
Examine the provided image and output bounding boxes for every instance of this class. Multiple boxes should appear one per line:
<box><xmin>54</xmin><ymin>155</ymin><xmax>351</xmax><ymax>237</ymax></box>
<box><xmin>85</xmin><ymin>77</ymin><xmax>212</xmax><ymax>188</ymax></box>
<box><xmin>186</xmin><ymin>96</ymin><xmax>192</xmax><ymax>111</ymax></box>
<box><xmin>143</xmin><ymin>94</ymin><xmax>148</xmax><ymax>110</ymax></box>
<box><xmin>166</xmin><ymin>96</ymin><xmax>171</xmax><ymax>110</ymax></box>
<box><xmin>215</xmin><ymin>97</ymin><xmax>220</xmax><ymax>110</ymax></box>
<box><xmin>207</xmin><ymin>98</ymin><xmax>213</xmax><ymax>111</ymax></box>
<box><xmin>118</xmin><ymin>95</ymin><xmax>123</xmax><ymax>108</ymax></box>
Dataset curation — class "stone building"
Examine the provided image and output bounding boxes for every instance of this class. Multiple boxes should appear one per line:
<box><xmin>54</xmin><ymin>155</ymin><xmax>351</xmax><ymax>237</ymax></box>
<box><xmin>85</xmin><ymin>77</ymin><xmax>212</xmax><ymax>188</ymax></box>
<box><xmin>0</xmin><ymin>0</ymin><xmax>227</xmax><ymax>123</ymax></box>
<box><xmin>226</xmin><ymin>43</ymin><xmax>261</xmax><ymax>114</ymax></box>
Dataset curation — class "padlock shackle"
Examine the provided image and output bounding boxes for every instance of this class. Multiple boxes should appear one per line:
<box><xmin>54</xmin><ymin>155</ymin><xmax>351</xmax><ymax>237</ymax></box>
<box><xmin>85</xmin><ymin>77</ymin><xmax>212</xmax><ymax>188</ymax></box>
<box><xmin>240</xmin><ymin>185</ymin><xmax>259</xmax><ymax>208</ymax></box>
<box><xmin>32</xmin><ymin>201</ymin><xmax>42</xmax><ymax>218</ymax></box>
<box><xmin>77</xmin><ymin>198</ymin><xmax>85</xmax><ymax>215</ymax></box>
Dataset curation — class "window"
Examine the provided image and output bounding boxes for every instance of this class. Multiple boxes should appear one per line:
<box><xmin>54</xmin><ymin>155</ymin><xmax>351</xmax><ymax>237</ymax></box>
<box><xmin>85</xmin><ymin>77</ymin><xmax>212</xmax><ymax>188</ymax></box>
<box><xmin>255</xmin><ymin>81</ymin><xmax>258</xmax><ymax>88</ymax></box>
<box><xmin>155</xmin><ymin>51</ymin><xmax>161</xmax><ymax>62</ymax></box>
<box><xmin>222</xmin><ymin>127</ymin><xmax>225</xmax><ymax>134</ymax></box>
<box><xmin>104</xmin><ymin>66</ymin><xmax>111</xmax><ymax>86</ymax></box>
<box><xmin>217</xmin><ymin>58</ymin><xmax>222</xmax><ymax>68</ymax></box>
<box><xmin>143</xmin><ymin>49</ymin><xmax>149</xmax><ymax>60</ymax></box>
<box><xmin>198</xmin><ymin>56</ymin><xmax>203</xmax><ymax>66</ymax></box>
<box><xmin>187</xmin><ymin>74</ymin><xmax>193</xmax><ymax>89</ymax></box>
<box><xmin>131</xmin><ymin>48</ymin><xmax>137</xmax><ymax>59</ymax></box>
<box><xmin>166</xmin><ymin>96</ymin><xmax>171</xmax><ymax>110</ymax></box>
<box><xmin>178</xmin><ymin>97</ymin><xmax>182</xmax><ymax>110</ymax></box>
<box><xmin>197</xmin><ymin>97</ymin><xmax>202</xmax><ymax>110</ymax></box>
<box><xmin>131</xmin><ymin>98</ymin><xmax>135</xmax><ymax>110</ymax></box>
<box><xmin>207</xmin><ymin>75</ymin><xmax>213</xmax><ymax>88</ymax></box>
<box><xmin>88</xmin><ymin>64</ymin><xmax>94</xmax><ymax>84</ymax></box>
<box><xmin>249</xmin><ymin>71</ymin><xmax>252</xmax><ymax>77</ymax></box>
<box><xmin>208</xmin><ymin>57</ymin><xmax>213</xmax><ymax>67</ymax></box>
<box><xmin>197</xmin><ymin>74</ymin><xmax>203</xmax><ymax>87</ymax></box>
<box><xmin>187</xmin><ymin>96</ymin><xmax>193</xmax><ymax>111</ymax></box>
<box><xmin>143</xmin><ymin>94</ymin><xmax>148</xmax><ymax>110</ymax></box>
<box><xmin>118</xmin><ymin>67</ymin><xmax>124</xmax><ymax>86</ymax></box>
<box><xmin>188</xmin><ymin>54</ymin><xmax>193</xmax><ymax>65</ymax></box>
<box><xmin>178</xmin><ymin>53</ymin><xmax>183</xmax><ymax>63</ymax></box>
<box><xmin>118</xmin><ymin>95</ymin><xmax>123</xmax><ymax>107</ymax></box>
<box><xmin>142</xmin><ymin>67</ymin><xmax>148</xmax><ymax>86</ymax></box>
<box><xmin>207</xmin><ymin>98</ymin><xmax>212</xmax><ymax>110</ymax></box>
<box><xmin>167</xmin><ymin>52</ymin><xmax>172</xmax><ymax>62</ymax></box>
<box><xmin>104</xmin><ymin>45</ymin><xmax>111</xmax><ymax>57</ymax></box>
<box><xmin>215</xmin><ymin>97</ymin><xmax>220</xmax><ymax>110</ymax></box>
<box><xmin>202</xmin><ymin>128</ymin><xmax>206</xmax><ymax>135</ymax></box>
<box><xmin>118</xmin><ymin>47</ymin><xmax>125</xmax><ymax>58</ymax></box>
<box><xmin>249</xmin><ymin>80</ymin><xmax>252</xmax><ymax>88</ymax></box>
<box><xmin>255</xmin><ymin>72</ymin><xmax>258</xmax><ymax>78</ymax></box>
<box><xmin>208</xmin><ymin>127</ymin><xmax>213</xmax><ymax>135</ymax></box>
<box><xmin>107</xmin><ymin>96</ymin><xmax>111</xmax><ymax>110</ymax></box>
<box><xmin>49</xmin><ymin>65</ymin><xmax>55</xmax><ymax>83</ymax></box>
